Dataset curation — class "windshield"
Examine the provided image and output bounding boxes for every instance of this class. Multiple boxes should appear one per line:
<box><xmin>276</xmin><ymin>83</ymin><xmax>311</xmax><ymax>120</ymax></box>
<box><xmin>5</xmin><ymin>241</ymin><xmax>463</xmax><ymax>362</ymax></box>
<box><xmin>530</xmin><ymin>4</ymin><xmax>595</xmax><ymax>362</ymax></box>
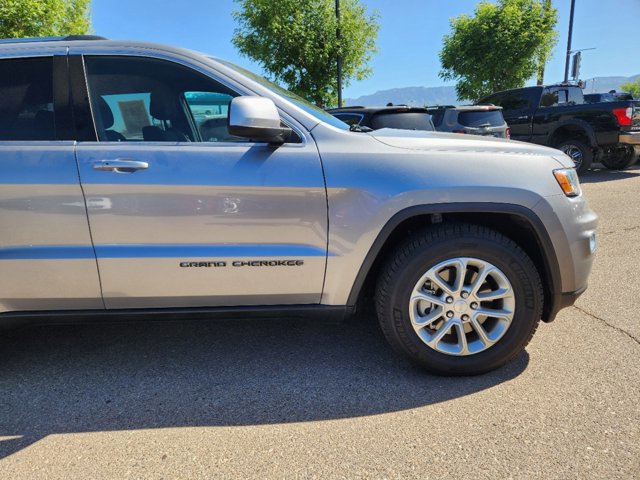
<box><xmin>215</xmin><ymin>59</ymin><xmax>350</xmax><ymax>130</ymax></box>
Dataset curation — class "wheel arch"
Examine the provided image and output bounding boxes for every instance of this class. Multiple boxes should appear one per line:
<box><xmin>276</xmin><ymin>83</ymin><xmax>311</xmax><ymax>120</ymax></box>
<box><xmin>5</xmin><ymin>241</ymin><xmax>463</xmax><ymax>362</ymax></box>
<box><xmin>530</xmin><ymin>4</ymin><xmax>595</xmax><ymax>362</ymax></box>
<box><xmin>548</xmin><ymin>120</ymin><xmax>597</xmax><ymax>148</ymax></box>
<box><xmin>347</xmin><ymin>203</ymin><xmax>562</xmax><ymax>322</ymax></box>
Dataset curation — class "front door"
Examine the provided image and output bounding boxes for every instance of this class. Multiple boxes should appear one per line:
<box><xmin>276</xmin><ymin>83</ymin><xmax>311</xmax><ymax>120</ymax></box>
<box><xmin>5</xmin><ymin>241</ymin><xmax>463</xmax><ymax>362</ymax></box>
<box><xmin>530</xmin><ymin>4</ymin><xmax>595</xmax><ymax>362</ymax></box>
<box><xmin>72</xmin><ymin>55</ymin><xmax>328</xmax><ymax>309</ymax></box>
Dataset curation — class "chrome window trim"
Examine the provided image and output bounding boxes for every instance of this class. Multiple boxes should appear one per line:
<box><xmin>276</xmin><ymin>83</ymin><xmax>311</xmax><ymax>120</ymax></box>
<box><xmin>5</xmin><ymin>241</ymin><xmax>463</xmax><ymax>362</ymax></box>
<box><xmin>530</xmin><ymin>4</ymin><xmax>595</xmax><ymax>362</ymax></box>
<box><xmin>0</xmin><ymin>46</ymin><xmax>69</xmax><ymax>58</ymax></box>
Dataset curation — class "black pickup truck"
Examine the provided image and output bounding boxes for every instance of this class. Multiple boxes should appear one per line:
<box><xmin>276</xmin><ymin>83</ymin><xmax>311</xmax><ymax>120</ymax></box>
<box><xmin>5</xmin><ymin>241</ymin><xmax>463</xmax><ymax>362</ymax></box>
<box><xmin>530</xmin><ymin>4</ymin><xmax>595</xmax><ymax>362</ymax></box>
<box><xmin>480</xmin><ymin>84</ymin><xmax>640</xmax><ymax>173</ymax></box>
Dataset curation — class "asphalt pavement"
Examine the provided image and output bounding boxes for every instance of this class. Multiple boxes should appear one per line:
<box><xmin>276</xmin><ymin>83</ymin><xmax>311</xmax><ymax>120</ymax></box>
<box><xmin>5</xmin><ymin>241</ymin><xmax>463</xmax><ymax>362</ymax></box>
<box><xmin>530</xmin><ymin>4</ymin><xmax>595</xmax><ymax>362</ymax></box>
<box><xmin>1</xmin><ymin>164</ymin><xmax>639</xmax><ymax>479</ymax></box>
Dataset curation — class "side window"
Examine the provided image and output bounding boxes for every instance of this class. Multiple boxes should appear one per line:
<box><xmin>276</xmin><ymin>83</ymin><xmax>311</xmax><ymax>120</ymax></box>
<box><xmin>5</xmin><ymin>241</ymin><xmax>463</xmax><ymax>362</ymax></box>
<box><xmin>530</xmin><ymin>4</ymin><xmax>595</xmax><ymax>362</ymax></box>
<box><xmin>568</xmin><ymin>87</ymin><xmax>584</xmax><ymax>105</ymax></box>
<box><xmin>84</xmin><ymin>56</ymin><xmax>242</xmax><ymax>142</ymax></box>
<box><xmin>184</xmin><ymin>91</ymin><xmax>236</xmax><ymax>142</ymax></box>
<box><xmin>488</xmin><ymin>92</ymin><xmax>530</xmax><ymax>112</ymax></box>
<box><xmin>0</xmin><ymin>57</ymin><xmax>55</xmax><ymax>141</ymax></box>
<box><xmin>540</xmin><ymin>88</ymin><xmax>568</xmax><ymax>108</ymax></box>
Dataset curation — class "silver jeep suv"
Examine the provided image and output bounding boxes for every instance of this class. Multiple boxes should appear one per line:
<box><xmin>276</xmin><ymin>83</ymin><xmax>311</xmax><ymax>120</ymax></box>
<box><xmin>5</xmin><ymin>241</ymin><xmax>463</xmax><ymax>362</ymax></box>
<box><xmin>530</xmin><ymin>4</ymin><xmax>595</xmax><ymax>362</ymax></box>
<box><xmin>0</xmin><ymin>36</ymin><xmax>597</xmax><ymax>375</ymax></box>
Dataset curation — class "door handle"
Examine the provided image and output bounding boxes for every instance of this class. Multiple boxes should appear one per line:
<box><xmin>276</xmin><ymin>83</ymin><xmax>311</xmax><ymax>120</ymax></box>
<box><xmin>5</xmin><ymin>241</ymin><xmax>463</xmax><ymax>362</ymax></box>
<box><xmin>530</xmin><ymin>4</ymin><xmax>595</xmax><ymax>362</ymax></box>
<box><xmin>93</xmin><ymin>159</ymin><xmax>149</xmax><ymax>174</ymax></box>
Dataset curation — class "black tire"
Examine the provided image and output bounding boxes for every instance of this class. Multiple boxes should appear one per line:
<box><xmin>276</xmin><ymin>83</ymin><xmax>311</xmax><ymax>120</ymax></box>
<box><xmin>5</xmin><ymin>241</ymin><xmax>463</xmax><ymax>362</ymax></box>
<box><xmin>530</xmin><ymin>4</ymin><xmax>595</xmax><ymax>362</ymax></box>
<box><xmin>556</xmin><ymin>139</ymin><xmax>593</xmax><ymax>174</ymax></box>
<box><xmin>375</xmin><ymin>223</ymin><xmax>543</xmax><ymax>376</ymax></box>
<box><xmin>600</xmin><ymin>146</ymin><xmax>637</xmax><ymax>170</ymax></box>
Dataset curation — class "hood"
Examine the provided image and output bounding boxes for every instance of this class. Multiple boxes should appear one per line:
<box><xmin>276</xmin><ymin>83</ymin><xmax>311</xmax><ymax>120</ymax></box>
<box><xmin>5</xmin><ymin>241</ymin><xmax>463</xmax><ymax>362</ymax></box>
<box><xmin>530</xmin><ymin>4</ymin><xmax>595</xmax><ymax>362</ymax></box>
<box><xmin>369</xmin><ymin>128</ymin><xmax>572</xmax><ymax>165</ymax></box>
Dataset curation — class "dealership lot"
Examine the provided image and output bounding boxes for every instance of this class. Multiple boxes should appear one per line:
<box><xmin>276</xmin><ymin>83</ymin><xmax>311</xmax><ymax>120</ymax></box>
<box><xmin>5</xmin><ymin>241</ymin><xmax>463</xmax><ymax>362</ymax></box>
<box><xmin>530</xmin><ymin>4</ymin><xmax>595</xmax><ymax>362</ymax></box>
<box><xmin>1</xmin><ymin>165</ymin><xmax>639</xmax><ymax>479</ymax></box>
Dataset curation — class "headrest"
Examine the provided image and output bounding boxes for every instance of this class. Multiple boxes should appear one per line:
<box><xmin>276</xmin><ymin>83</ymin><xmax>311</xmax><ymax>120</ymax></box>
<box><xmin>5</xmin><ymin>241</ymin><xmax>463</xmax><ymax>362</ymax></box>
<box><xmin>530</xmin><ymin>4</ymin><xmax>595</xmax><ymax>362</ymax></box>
<box><xmin>149</xmin><ymin>86</ymin><xmax>177</xmax><ymax>121</ymax></box>
<box><xmin>97</xmin><ymin>97</ymin><xmax>114</xmax><ymax>129</ymax></box>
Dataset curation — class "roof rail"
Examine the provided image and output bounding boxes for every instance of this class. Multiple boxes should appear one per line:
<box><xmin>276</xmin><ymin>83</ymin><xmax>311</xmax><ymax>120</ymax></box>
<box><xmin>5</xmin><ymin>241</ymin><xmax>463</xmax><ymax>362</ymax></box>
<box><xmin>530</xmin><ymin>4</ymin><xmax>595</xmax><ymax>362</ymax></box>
<box><xmin>0</xmin><ymin>35</ymin><xmax>107</xmax><ymax>45</ymax></box>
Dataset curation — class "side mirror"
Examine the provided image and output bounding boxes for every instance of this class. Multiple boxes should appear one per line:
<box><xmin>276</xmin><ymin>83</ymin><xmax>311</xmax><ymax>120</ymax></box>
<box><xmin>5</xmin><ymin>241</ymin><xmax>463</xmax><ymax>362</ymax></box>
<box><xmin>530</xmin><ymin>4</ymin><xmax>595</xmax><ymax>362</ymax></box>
<box><xmin>228</xmin><ymin>96</ymin><xmax>292</xmax><ymax>144</ymax></box>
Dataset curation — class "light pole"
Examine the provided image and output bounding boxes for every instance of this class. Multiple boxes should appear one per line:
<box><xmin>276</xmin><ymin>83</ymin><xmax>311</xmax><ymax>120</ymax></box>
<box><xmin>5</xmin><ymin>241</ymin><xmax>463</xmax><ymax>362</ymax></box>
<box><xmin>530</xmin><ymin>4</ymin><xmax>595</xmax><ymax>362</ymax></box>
<box><xmin>336</xmin><ymin>0</ymin><xmax>343</xmax><ymax>107</ymax></box>
<box><xmin>563</xmin><ymin>0</ymin><xmax>576</xmax><ymax>83</ymax></box>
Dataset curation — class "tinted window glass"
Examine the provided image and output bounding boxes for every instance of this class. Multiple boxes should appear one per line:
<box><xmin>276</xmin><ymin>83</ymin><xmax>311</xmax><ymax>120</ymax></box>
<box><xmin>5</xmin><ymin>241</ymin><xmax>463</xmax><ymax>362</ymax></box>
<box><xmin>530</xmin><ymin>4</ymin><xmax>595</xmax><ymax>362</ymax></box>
<box><xmin>540</xmin><ymin>91</ymin><xmax>558</xmax><ymax>107</ymax></box>
<box><xmin>85</xmin><ymin>56</ymin><xmax>242</xmax><ymax>142</ymax></box>
<box><xmin>568</xmin><ymin>87</ymin><xmax>584</xmax><ymax>105</ymax></box>
<box><xmin>429</xmin><ymin>110</ymin><xmax>445</xmax><ymax>127</ymax></box>
<box><xmin>332</xmin><ymin>113</ymin><xmax>363</xmax><ymax>126</ymax></box>
<box><xmin>0</xmin><ymin>57</ymin><xmax>55</xmax><ymax>141</ymax></box>
<box><xmin>457</xmin><ymin>110</ymin><xmax>505</xmax><ymax>127</ymax></box>
<box><xmin>485</xmin><ymin>92</ymin><xmax>531</xmax><ymax>112</ymax></box>
<box><xmin>370</xmin><ymin>112</ymin><xmax>435</xmax><ymax>131</ymax></box>
<box><xmin>541</xmin><ymin>88</ymin><xmax>579</xmax><ymax>107</ymax></box>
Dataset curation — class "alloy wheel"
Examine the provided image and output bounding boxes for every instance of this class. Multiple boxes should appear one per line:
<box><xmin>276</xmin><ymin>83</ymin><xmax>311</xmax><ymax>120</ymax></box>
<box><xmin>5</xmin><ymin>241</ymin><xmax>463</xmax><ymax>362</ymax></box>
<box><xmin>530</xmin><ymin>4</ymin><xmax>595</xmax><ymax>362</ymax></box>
<box><xmin>408</xmin><ymin>257</ymin><xmax>515</xmax><ymax>356</ymax></box>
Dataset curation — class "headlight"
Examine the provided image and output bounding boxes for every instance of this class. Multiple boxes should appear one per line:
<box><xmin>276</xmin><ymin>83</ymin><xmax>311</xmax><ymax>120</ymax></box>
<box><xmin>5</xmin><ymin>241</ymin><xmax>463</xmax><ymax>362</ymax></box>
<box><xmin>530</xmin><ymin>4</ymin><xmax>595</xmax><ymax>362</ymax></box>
<box><xmin>553</xmin><ymin>168</ymin><xmax>582</xmax><ymax>197</ymax></box>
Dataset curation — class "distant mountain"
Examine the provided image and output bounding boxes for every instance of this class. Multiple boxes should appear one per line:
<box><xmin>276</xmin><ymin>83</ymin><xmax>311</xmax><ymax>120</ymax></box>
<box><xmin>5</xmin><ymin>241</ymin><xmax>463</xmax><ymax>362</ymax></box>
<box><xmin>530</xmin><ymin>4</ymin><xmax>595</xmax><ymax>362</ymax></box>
<box><xmin>345</xmin><ymin>74</ymin><xmax>640</xmax><ymax>107</ymax></box>
<box><xmin>345</xmin><ymin>85</ymin><xmax>458</xmax><ymax>107</ymax></box>
<box><xmin>582</xmin><ymin>74</ymin><xmax>640</xmax><ymax>94</ymax></box>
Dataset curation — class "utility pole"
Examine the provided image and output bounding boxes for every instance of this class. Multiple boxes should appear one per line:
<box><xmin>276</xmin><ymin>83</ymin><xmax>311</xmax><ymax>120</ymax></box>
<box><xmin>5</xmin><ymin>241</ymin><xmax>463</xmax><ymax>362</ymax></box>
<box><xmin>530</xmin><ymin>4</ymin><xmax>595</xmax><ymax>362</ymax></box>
<box><xmin>335</xmin><ymin>0</ymin><xmax>343</xmax><ymax>107</ymax></box>
<box><xmin>563</xmin><ymin>0</ymin><xmax>576</xmax><ymax>83</ymax></box>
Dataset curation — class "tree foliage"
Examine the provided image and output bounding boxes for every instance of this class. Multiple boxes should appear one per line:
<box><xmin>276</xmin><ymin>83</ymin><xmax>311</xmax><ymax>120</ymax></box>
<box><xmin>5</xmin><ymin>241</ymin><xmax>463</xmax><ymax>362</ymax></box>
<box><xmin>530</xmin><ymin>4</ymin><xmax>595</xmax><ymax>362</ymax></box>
<box><xmin>439</xmin><ymin>0</ymin><xmax>558</xmax><ymax>102</ymax></box>
<box><xmin>233</xmin><ymin>0</ymin><xmax>379</xmax><ymax>107</ymax></box>
<box><xmin>0</xmin><ymin>0</ymin><xmax>91</xmax><ymax>38</ymax></box>
<box><xmin>620</xmin><ymin>79</ymin><xmax>640</xmax><ymax>99</ymax></box>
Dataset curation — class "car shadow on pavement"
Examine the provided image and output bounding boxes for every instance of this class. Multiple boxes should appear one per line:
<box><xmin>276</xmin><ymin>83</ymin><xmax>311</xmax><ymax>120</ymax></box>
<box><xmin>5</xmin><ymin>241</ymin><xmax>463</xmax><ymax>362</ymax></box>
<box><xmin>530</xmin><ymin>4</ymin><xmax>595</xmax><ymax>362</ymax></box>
<box><xmin>0</xmin><ymin>315</ymin><xmax>528</xmax><ymax>459</ymax></box>
<box><xmin>580</xmin><ymin>164</ymin><xmax>640</xmax><ymax>184</ymax></box>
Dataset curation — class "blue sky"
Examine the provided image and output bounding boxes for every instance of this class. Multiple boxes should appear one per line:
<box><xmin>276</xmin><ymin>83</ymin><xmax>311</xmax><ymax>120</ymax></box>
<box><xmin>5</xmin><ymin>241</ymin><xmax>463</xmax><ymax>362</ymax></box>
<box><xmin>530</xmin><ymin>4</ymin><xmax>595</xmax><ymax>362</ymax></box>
<box><xmin>92</xmin><ymin>0</ymin><xmax>640</xmax><ymax>98</ymax></box>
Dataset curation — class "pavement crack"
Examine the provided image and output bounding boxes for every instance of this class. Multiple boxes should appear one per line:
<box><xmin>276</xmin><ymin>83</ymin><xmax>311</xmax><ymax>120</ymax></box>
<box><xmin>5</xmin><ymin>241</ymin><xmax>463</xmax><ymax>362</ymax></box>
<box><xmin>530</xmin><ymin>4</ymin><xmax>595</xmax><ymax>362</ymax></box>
<box><xmin>600</xmin><ymin>225</ymin><xmax>640</xmax><ymax>236</ymax></box>
<box><xmin>573</xmin><ymin>305</ymin><xmax>640</xmax><ymax>346</ymax></box>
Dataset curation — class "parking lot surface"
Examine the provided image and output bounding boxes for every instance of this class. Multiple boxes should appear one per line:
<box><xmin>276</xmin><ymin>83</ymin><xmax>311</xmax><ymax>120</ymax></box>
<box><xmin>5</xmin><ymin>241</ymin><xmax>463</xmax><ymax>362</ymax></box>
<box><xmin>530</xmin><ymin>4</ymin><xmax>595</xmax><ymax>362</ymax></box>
<box><xmin>1</xmin><ymin>165</ymin><xmax>639</xmax><ymax>479</ymax></box>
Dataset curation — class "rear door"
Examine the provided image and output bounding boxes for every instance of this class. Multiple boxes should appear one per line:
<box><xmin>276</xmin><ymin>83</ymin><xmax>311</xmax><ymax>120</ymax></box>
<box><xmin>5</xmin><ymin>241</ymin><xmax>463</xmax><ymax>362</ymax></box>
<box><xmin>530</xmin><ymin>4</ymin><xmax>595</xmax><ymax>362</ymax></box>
<box><xmin>483</xmin><ymin>89</ymin><xmax>535</xmax><ymax>141</ymax></box>
<box><xmin>71</xmin><ymin>54</ymin><xmax>328</xmax><ymax>309</ymax></box>
<box><xmin>0</xmin><ymin>55</ymin><xmax>102</xmax><ymax>313</ymax></box>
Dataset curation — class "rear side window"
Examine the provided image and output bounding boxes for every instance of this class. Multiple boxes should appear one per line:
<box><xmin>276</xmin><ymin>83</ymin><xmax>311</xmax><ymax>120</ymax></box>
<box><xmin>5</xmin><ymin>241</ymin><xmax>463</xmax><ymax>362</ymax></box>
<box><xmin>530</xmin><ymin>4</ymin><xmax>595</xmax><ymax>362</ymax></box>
<box><xmin>540</xmin><ymin>87</ymin><xmax>582</xmax><ymax>107</ymax></box>
<box><xmin>457</xmin><ymin>110</ymin><xmax>505</xmax><ymax>127</ymax></box>
<box><xmin>370</xmin><ymin>112</ymin><xmax>435</xmax><ymax>131</ymax></box>
<box><xmin>568</xmin><ymin>87</ymin><xmax>584</xmax><ymax>105</ymax></box>
<box><xmin>0</xmin><ymin>57</ymin><xmax>55</xmax><ymax>141</ymax></box>
<box><xmin>484</xmin><ymin>91</ymin><xmax>531</xmax><ymax>112</ymax></box>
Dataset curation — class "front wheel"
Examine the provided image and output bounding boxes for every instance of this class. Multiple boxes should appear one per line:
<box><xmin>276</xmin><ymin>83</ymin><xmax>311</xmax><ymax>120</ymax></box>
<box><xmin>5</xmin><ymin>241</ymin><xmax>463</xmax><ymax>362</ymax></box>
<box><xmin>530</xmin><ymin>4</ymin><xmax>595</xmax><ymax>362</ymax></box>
<box><xmin>375</xmin><ymin>224</ymin><xmax>543</xmax><ymax>376</ymax></box>
<box><xmin>556</xmin><ymin>139</ymin><xmax>593</xmax><ymax>174</ymax></box>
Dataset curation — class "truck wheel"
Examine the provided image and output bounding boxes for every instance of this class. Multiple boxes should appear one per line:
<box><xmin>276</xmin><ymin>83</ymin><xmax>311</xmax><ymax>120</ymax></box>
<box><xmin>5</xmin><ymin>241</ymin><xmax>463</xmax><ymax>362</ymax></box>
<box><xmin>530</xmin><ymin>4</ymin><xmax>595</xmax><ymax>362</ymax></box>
<box><xmin>600</xmin><ymin>146</ymin><xmax>637</xmax><ymax>170</ymax></box>
<box><xmin>375</xmin><ymin>223</ymin><xmax>543</xmax><ymax>376</ymax></box>
<box><xmin>557</xmin><ymin>140</ymin><xmax>592</xmax><ymax>174</ymax></box>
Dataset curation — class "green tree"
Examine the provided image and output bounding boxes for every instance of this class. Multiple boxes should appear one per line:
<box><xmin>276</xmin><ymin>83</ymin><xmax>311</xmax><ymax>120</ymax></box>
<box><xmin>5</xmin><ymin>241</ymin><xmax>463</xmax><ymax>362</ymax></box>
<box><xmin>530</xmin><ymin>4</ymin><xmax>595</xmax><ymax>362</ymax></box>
<box><xmin>0</xmin><ymin>0</ymin><xmax>91</xmax><ymax>38</ymax></box>
<box><xmin>621</xmin><ymin>79</ymin><xmax>640</xmax><ymax>99</ymax></box>
<box><xmin>440</xmin><ymin>0</ymin><xmax>558</xmax><ymax>102</ymax></box>
<box><xmin>232</xmin><ymin>0</ymin><xmax>379</xmax><ymax>107</ymax></box>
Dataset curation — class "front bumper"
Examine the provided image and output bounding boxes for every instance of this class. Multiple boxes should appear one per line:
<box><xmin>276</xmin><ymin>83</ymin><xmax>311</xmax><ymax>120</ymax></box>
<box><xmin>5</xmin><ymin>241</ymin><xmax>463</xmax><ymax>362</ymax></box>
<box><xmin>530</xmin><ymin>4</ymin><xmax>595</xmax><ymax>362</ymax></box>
<box><xmin>545</xmin><ymin>284</ymin><xmax>588</xmax><ymax>322</ymax></box>
<box><xmin>533</xmin><ymin>194</ymin><xmax>598</xmax><ymax>322</ymax></box>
